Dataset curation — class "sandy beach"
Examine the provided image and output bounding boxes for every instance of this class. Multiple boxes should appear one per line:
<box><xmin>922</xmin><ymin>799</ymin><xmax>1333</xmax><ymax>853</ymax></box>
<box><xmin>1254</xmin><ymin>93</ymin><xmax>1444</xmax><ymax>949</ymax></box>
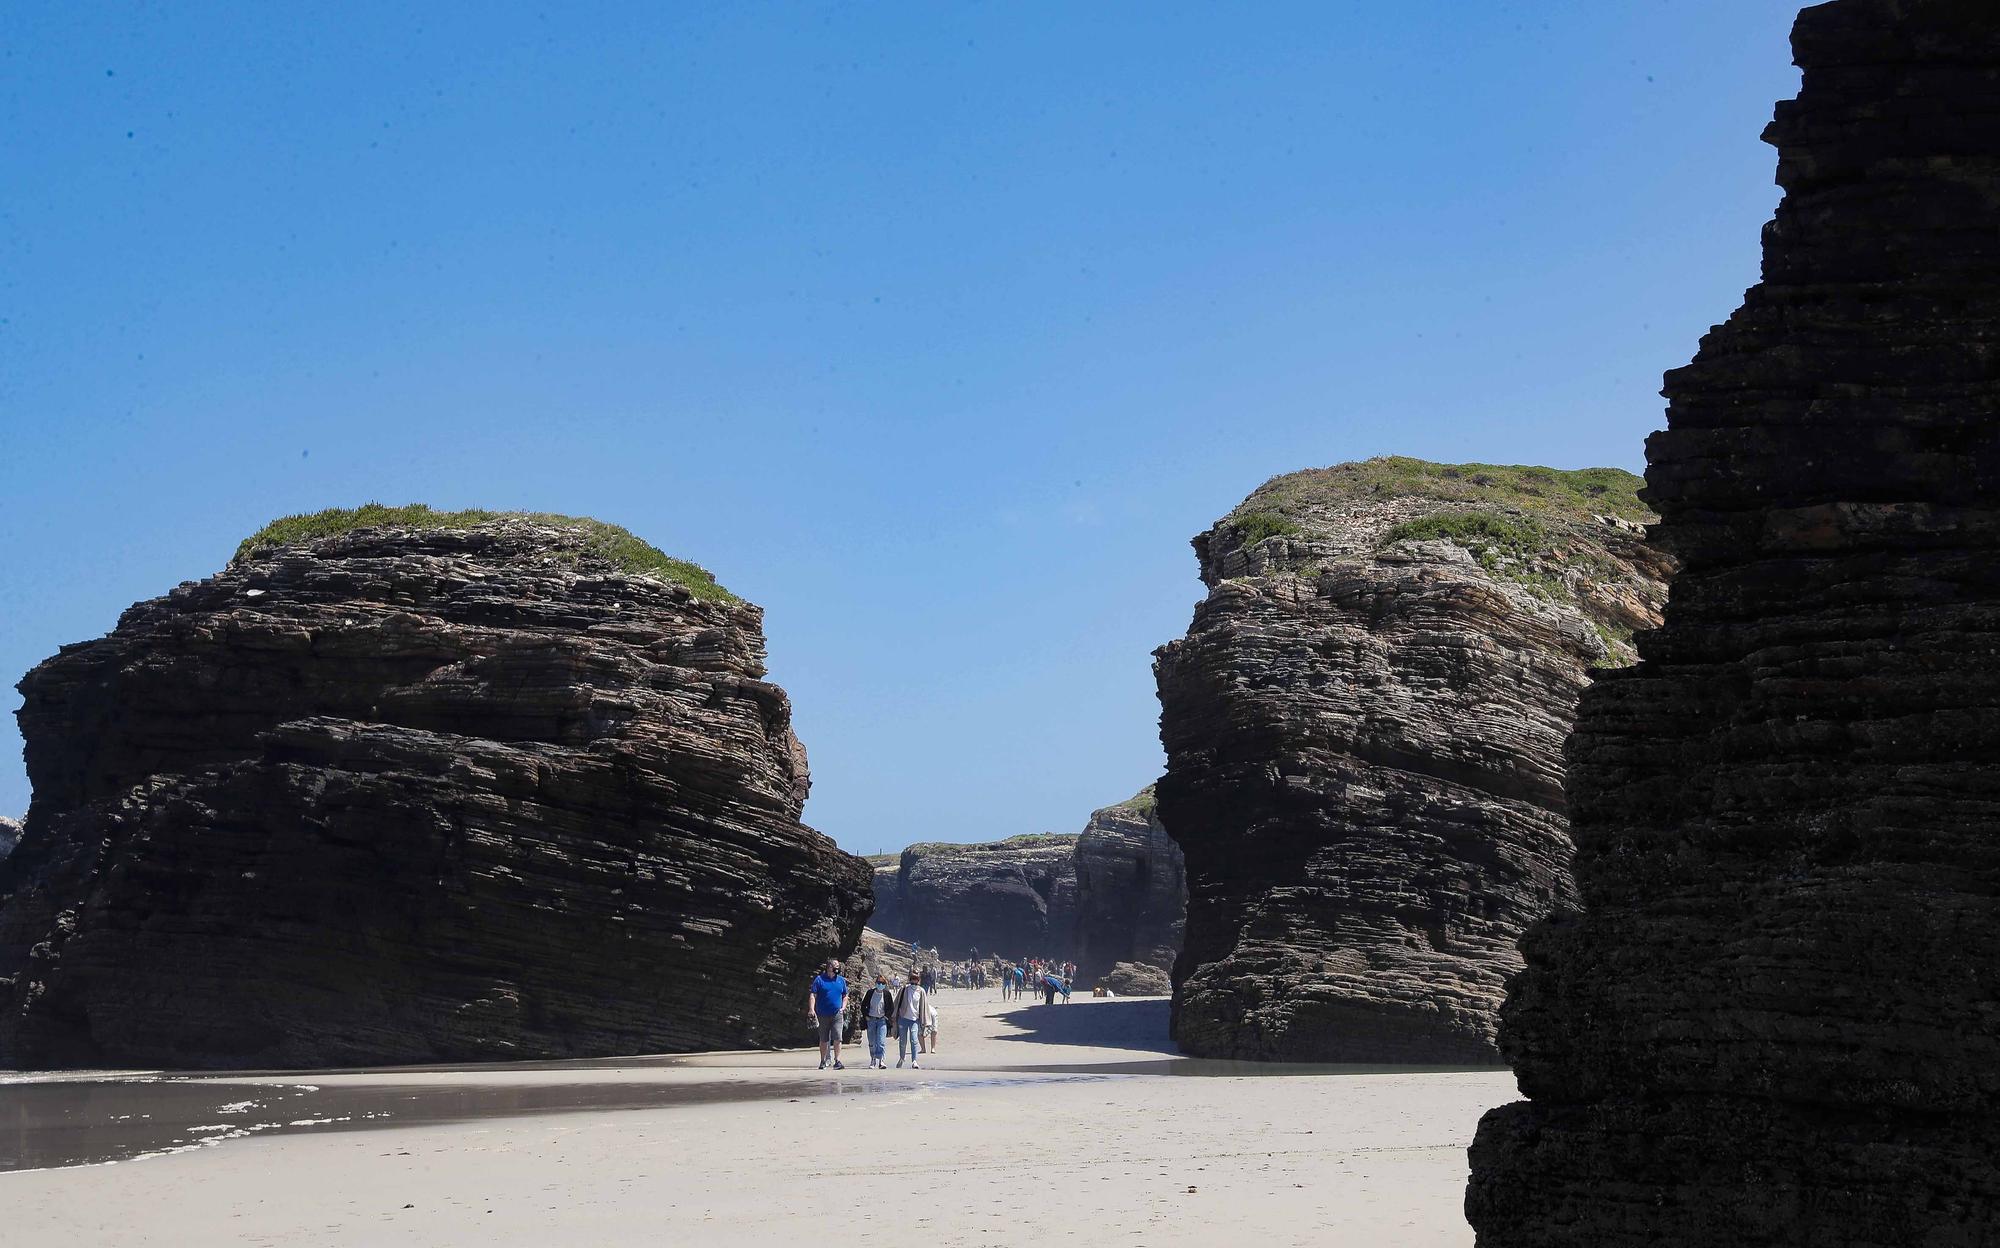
<box><xmin>2</xmin><ymin>992</ymin><xmax>1513</xmax><ymax>1247</ymax></box>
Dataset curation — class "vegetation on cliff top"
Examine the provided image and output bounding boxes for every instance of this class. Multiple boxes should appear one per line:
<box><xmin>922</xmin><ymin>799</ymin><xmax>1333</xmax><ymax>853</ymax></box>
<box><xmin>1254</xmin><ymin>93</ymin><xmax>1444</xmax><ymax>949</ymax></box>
<box><xmin>1111</xmin><ymin>784</ymin><xmax>1158</xmax><ymax>818</ymax></box>
<box><xmin>233</xmin><ymin>504</ymin><xmax>737</xmax><ymax>602</ymax></box>
<box><xmin>1234</xmin><ymin>456</ymin><xmax>1651</xmax><ymax>528</ymax></box>
<box><xmin>902</xmin><ymin>832</ymin><xmax>1079</xmax><ymax>857</ymax></box>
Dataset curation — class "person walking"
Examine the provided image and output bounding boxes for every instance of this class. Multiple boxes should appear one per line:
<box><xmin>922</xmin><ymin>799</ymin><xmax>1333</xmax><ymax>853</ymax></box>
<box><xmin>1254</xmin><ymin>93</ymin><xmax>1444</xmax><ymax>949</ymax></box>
<box><xmin>807</xmin><ymin>958</ymin><xmax>848</xmax><ymax>1070</ymax></box>
<box><xmin>895</xmin><ymin>972</ymin><xmax>929</xmax><ymax>1069</ymax></box>
<box><xmin>856</xmin><ymin>972</ymin><xmax>895</xmax><ymax>1069</ymax></box>
<box><xmin>922</xmin><ymin>991</ymin><xmax>940</xmax><ymax>1055</ymax></box>
<box><xmin>921</xmin><ymin>964</ymin><xmax>936</xmax><ymax>994</ymax></box>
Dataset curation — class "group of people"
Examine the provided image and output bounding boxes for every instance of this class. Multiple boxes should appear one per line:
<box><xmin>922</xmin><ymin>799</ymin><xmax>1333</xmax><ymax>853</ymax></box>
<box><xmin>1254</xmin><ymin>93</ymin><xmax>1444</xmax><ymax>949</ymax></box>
<box><xmin>997</xmin><ymin>957</ymin><xmax>1075</xmax><ymax>1005</ymax></box>
<box><xmin>807</xmin><ymin>958</ymin><xmax>940</xmax><ymax>1070</ymax></box>
<box><xmin>804</xmin><ymin>950</ymin><xmax>1081</xmax><ymax>1070</ymax></box>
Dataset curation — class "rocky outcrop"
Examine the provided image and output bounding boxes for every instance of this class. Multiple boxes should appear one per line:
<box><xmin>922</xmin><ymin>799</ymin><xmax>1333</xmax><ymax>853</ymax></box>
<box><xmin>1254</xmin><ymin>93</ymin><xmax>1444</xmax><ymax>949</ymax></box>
<box><xmin>1468</xmin><ymin>5</ymin><xmax>2000</xmax><ymax>1243</ymax></box>
<box><xmin>842</xmin><ymin>927</ymin><xmax>919</xmax><ymax>990</ymax></box>
<box><xmin>0</xmin><ymin>509</ymin><xmax>872</xmax><ymax>1069</ymax></box>
<box><xmin>875</xmin><ymin>835</ymin><xmax>1077</xmax><ymax>960</ymax></box>
<box><xmin>1100</xmin><ymin>962</ymin><xmax>1171</xmax><ymax>997</ymax></box>
<box><xmin>1072</xmin><ymin>785</ymin><xmax>1184</xmax><ymax>985</ymax></box>
<box><xmin>1155</xmin><ymin>458</ymin><xmax>1670</xmax><ymax>1063</ymax></box>
<box><xmin>0</xmin><ymin>818</ymin><xmax>18</xmax><ymax>862</ymax></box>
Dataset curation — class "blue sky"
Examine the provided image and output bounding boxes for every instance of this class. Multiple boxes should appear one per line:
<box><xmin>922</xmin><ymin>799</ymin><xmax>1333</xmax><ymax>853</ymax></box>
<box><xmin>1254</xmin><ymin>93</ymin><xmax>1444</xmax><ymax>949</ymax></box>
<box><xmin>2</xmin><ymin>2</ymin><xmax>1800</xmax><ymax>854</ymax></box>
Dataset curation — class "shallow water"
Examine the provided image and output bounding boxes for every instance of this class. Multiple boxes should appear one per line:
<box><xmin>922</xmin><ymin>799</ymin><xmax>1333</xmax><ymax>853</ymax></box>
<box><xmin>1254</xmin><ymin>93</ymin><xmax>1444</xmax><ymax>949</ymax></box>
<box><xmin>0</xmin><ymin>1067</ymin><xmax>1119</xmax><ymax>1173</ymax></box>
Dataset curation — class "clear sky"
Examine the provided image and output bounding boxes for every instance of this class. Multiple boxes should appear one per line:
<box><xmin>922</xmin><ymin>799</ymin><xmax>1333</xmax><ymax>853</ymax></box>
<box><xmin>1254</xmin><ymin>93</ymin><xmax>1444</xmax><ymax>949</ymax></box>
<box><xmin>3</xmin><ymin>2</ymin><xmax>1801</xmax><ymax>854</ymax></box>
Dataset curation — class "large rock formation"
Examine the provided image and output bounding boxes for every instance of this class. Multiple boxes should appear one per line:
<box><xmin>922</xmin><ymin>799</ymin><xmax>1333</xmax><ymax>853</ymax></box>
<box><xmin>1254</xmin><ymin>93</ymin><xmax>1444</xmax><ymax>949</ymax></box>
<box><xmin>1071</xmin><ymin>785</ymin><xmax>1184</xmax><ymax>986</ymax></box>
<box><xmin>1155</xmin><ymin>458</ymin><xmax>1669</xmax><ymax>1062</ymax></box>
<box><xmin>0</xmin><ymin>507</ymin><xmax>872</xmax><ymax>1069</ymax></box>
<box><xmin>1468</xmin><ymin>5</ymin><xmax>2000</xmax><ymax>1243</ymax></box>
<box><xmin>875</xmin><ymin>834</ymin><xmax>1077</xmax><ymax>959</ymax></box>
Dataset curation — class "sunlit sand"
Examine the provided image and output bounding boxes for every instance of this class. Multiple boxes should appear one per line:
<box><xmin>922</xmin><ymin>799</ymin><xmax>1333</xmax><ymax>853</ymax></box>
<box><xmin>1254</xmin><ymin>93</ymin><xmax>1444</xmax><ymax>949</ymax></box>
<box><xmin>2</xmin><ymin>993</ymin><xmax>1513</xmax><ymax>1246</ymax></box>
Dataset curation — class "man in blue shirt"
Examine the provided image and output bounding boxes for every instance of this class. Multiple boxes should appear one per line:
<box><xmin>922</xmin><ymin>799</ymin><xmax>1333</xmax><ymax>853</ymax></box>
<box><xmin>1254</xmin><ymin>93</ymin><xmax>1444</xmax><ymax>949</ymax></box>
<box><xmin>807</xmin><ymin>958</ymin><xmax>848</xmax><ymax>1070</ymax></box>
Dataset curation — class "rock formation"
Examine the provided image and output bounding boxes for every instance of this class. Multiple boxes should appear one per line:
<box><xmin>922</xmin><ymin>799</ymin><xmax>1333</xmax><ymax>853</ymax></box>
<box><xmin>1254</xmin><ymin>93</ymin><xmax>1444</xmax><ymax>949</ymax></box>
<box><xmin>842</xmin><ymin>927</ymin><xmax>920</xmax><ymax>990</ymax></box>
<box><xmin>1468</xmin><ymin>5</ymin><xmax>2000</xmax><ymax>1243</ymax></box>
<box><xmin>874</xmin><ymin>834</ymin><xmax>1077</xmax><ymax>959</ymax></box>
<box><xmin>0</xmin><ymin>507</ymin><xmax>872</xmax><ymax>1069</ymax></box>
<box><xmin>1155</xmin><ymin>458</ymin><xmax>1670</xmax><ymax>1063</ymax></box>
<box><xmin>1071</xmin><ymin>785</ymin><xmax>1184</xmax><ymax>986</ymax></box>
<box><xmin>1100</xmin><ymin>962</ymin><xmax>1171</xmax><ymax>997</ymax></box>
<box><xmin>0</xmin><ymin>818</ymin><xmax>19</xmax><ymax>863</ymax></box>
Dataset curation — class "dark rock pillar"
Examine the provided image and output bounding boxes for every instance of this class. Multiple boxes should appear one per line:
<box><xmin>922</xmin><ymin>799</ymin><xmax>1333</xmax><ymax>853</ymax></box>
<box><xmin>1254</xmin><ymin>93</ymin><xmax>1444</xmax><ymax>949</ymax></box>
<box><xmin>1468</xmin><ymin>3</ymin><xmax>2000</xmax><ymax>1243</ymax></box>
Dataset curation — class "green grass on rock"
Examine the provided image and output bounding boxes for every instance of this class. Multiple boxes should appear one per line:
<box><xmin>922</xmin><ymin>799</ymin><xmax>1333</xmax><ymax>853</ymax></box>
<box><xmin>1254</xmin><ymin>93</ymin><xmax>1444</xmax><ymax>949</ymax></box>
<box><xmin>234</xmin><ymin>503</ymin><xmax>737</xmax><ymax>602</ymax></box>
<box><xmin>1230</xmin><ymin>511</ymin><xmax>1302</xmax><ymax>545</ymax></box>
<box><xmin>1236</xmin><ymin>456</ymin><xmax>1650</xmax><ymax>528</ymax></box>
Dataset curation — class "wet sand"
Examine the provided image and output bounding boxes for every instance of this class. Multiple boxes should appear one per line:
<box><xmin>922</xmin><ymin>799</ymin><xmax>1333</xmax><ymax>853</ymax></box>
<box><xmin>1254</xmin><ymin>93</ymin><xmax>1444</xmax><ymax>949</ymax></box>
<box><xmin>1</xmin><ymin>993</ymin><xmax>1515</xmax><ymax>1246</ymax></box>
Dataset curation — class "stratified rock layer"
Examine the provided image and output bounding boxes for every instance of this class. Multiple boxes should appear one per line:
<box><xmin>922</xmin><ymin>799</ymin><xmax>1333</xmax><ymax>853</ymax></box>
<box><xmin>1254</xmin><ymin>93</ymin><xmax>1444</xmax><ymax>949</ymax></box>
<box><xmin>1467</xmin><ymin>5</ymin><xmax>2000</xmax><ymax>1243</ymax></box>
<box><xmin>876</xmin><ymin>835</ymin><xmax>1077</xmax><ymax>960</ymax></box>
<box><xmin>1156</xmin><ymin>458</ymin><xmax>1669</xmax><ymax>1062</ymax></box>
<box><xmin>1072</xmin><ymin>785</ymin><xmax>1184</xmax><ymax>986</ymax></box>
<box><xmin>0</xmin><ymin>518</ymin><xmax>871</xmax><ymax>1069</ymax></box>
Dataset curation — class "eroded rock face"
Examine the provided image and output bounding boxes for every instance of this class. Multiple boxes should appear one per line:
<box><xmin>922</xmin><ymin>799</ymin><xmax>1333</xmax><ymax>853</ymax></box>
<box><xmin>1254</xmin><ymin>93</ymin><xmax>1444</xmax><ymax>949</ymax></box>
<box><xmin>0</xmin><ymin>818</ymin><xmax>19</xmax><ymax>862</ymax></box>
<box><xmin>1468</xmin><ymin>5</ymin><xmax>2000</xmax><ymax>1243</ymax></box>
<box><xmin>875</xmin><ymin>835</ymin><xmax>1077</xmax><ymax>960</ymax></box>
<box><xmin>1072</xmin><ymin>785</ymin><xmax>1184</xmax><ymax>986</ymax></box>
<box><xmin>0</xmin><ymin>519</ymin><xmax>872</xmax><ymax>1069</ymax></box>
<box><xmin>1155</xmin><ymin>458</ymin><xmax>1669</xmax><ymax>1062</ymax></box>
<box><xmin>1100</xmin><ymin>962</ymin><xmax>1171</xmax><ymax>997</ymax></box>
<box><xmin>842</xmin><ymin>927</ymin><xmax>919</xmax><ymax>991</ymax></box>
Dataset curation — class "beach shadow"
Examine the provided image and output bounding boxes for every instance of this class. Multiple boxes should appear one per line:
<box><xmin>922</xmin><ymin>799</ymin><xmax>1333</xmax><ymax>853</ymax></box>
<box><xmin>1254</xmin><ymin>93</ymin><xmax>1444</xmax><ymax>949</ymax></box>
<box><xmin>991</xmin><ymin>998</ymin><xmax>1176</xmax><ymax>1055</ymax></box>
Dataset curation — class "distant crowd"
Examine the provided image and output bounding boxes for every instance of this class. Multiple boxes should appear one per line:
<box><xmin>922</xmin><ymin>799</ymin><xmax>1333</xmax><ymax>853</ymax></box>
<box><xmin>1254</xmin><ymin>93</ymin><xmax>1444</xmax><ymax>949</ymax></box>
<box><xmin>804</xmin><ymin>952</ymin><xmax>1079</xmax><ymax>1070</ymax></box>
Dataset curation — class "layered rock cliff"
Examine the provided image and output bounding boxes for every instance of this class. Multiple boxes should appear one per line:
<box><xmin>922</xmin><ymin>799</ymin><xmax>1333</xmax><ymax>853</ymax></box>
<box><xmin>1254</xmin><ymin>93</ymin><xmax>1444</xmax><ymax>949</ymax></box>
<box><xmin>1468</xmin><ymin>5</ymin><xmax>2000</xmax><ymax>1243</ymax></box>
<box><xmin>1072</xmin><ymin>785</ymin><xmax>1184</xmax><ymax>986</ymax></box>
<box><xmin>1155</xmin><ymin>458</ymin><xmax>1670</xmax><ymax>1062</ymax></box>
<box><xmin>874</xmin><ymin>834</ymin><xmax>1077</xmax><ymax>959</ymax></box>
<box><xmin>0</xmin><ymin>507</ymin><xmax>872</xmax><ymax>1069</ymax></box>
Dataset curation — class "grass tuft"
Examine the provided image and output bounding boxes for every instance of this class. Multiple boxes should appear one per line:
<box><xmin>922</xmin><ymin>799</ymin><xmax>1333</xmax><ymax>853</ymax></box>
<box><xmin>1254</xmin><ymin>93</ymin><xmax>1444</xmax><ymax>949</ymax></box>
<box><xmin>1232</xmin><ymin>511</ymin><xmax>1301</xmax><ymax>544</ymax></box>
<box><xmin>1112</xmin><ymin>784</ymin><xmax>1159</xmax><ymax>818</ymax></box>
<box><xmin>1382</xmin><ymin>510</ymin><xmax>1547</xmax><ymax>555</ymax></box>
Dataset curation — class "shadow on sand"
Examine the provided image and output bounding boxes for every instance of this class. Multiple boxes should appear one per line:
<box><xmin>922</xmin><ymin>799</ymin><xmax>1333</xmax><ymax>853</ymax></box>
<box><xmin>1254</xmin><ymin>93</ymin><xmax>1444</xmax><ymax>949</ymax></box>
<box><xmin>989</xmin><ymin>997</ymin><xmax>1508</xmax><ymax>1079</ymax></box>
<box><xmin>991</xmin><ymin>998</ymin><xmax>1177</xmax><ymax>1054</ymax></box>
